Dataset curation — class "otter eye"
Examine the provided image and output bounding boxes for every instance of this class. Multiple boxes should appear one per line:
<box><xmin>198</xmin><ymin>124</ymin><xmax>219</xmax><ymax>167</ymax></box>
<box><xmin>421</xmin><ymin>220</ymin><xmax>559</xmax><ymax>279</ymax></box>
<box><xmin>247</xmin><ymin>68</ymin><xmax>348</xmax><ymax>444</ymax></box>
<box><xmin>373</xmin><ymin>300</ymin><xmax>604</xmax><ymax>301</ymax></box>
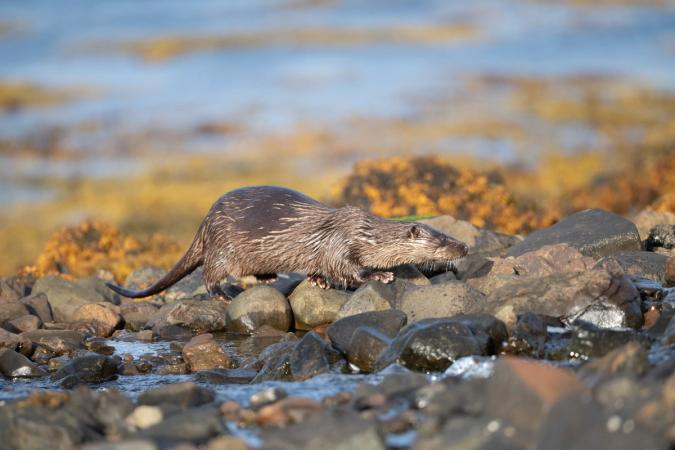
<box><xmin>408</xmin><ymin>224</ymin><xmax>421</xmax><ymax>239</ymax></box>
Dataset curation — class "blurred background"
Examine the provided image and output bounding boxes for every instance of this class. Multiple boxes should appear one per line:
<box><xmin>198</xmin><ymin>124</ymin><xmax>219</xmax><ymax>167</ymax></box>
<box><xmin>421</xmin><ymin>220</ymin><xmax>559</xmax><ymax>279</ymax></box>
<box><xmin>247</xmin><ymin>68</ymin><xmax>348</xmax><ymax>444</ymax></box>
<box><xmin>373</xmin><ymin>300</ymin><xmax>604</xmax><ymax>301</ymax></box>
<box><xmin>0</xmin><ymin>0</ymin><xmax>673</xmax><ymax>279</ymax></box>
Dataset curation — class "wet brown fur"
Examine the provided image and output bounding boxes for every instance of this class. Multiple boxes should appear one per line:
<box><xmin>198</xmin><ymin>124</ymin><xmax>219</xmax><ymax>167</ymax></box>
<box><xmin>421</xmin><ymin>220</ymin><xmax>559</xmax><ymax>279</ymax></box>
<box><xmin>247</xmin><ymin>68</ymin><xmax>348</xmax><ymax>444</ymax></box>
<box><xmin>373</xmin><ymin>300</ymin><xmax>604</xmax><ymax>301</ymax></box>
<box><xmin>106</xmin><ymin>186</ymin><xmax>469</xmax><ymax>299</ymax></box>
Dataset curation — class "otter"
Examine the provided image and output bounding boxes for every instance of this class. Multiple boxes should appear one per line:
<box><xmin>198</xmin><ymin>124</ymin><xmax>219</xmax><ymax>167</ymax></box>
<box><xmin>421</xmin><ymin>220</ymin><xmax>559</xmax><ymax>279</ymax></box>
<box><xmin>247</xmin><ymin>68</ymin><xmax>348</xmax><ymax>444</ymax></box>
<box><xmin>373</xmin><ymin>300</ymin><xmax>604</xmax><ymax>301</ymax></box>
<box><xmin>106</xmin><ymin>186</ymin><xmax>468</xmax><ymax>300</ymax></box>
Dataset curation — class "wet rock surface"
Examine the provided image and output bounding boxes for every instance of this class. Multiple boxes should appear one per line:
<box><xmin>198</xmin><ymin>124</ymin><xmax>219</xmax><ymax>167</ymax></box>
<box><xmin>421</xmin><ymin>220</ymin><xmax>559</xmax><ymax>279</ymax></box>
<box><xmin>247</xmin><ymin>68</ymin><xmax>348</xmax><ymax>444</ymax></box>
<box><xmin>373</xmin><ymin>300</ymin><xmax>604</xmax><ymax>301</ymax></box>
<box><xmin>1</xmin><ymin>208</ymin><xmax>675</xmax><ymax>449</ymax></box>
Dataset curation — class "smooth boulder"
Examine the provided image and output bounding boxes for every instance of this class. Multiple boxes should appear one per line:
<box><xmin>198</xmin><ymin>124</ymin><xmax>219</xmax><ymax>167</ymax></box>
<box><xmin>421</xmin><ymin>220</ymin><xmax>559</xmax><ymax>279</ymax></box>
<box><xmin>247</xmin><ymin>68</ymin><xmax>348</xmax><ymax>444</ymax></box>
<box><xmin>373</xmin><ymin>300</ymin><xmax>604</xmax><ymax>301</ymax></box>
<box><xmin>226</xmin><ymin>285</ymin><xmax>292</xmax><ymax>334</ymax></box>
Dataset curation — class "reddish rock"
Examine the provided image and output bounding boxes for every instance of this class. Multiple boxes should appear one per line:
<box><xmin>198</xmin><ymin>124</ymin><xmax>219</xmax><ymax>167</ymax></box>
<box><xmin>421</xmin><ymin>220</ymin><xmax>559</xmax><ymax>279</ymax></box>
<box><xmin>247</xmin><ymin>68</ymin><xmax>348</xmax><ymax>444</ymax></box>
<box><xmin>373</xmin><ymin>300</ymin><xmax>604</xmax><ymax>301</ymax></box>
<box><xmin>256</xmin><ymin>397</ymin><xmax>322</xmax><ymax>427</ymax></box>
<box><xmin>182</xmin><ymin>333</ymin><xmax>234</xmax><ymax>372</ymax></box>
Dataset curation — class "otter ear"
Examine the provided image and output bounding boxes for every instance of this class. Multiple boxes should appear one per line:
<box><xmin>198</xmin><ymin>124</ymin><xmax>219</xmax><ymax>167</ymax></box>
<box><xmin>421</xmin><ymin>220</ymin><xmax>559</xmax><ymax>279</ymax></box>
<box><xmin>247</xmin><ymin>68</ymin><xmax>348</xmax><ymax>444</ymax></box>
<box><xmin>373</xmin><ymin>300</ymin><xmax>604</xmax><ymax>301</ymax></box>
<box><xmin>408</xmin><ymin>224</ymin><xmax>421</xmax><ymax>239</ymax></box>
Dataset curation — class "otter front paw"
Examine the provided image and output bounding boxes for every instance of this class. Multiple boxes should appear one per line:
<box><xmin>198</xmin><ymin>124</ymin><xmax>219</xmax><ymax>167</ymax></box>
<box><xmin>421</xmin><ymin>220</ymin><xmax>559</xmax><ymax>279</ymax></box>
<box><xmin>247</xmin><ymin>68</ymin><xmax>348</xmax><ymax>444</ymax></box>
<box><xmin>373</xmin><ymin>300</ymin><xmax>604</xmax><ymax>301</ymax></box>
<box><xmin>363</xmin><ymin>271</ymin><xmax>395</xmax><ymax>284</ymax></box>
<box><xmin>308</xmin><ymin>274</ymin><xmax>330</xmax><ymax>289</ymax></box>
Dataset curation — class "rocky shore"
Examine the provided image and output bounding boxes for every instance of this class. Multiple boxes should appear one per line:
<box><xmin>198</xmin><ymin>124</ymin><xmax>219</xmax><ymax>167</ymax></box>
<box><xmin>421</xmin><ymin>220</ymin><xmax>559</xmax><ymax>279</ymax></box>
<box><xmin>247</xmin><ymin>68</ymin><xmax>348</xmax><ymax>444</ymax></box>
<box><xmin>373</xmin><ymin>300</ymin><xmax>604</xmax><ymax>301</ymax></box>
<box><xmin>1</xmin><ymin>208</ymin><xmax>674</xmax><ymax>450</ymax></box>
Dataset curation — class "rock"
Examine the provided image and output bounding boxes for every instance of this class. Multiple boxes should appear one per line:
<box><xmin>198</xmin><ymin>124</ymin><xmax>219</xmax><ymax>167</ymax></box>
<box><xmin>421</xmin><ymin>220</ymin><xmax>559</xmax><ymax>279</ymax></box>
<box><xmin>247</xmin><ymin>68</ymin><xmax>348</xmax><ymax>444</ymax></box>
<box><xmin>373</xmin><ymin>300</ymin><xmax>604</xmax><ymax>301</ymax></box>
<box><xmin>289</xmin><ymin>331</ymin><xmax>337</xmax><ymax>381</ymax></box>
<box><xmin>164</xmin><ymin>267</ymin><xmax>207</xmax><ymax>302</ymax></box>
<box><xmin>0</xmin><ymin>349</ymin><xmax>47</xmax><ymax>377</ymax></box>
<box><xmin>327</xmin><ymin>310</ymin><xmax>407</xmax><ymax>354</ymax></box>
<box><xmin>139</xmin><ymin>408</ymin><xmax>225</xmax><ymax>444</ymax></box>
<box><xmin>22</xmin><ymin>329</ymin><xmax>85</xmax><ymax>355</ymax></box>
<box><xmin>665</xmin><ymin>256</ymin><xmax>675</xmax><ymax>287</ymax></box>
<box><xmin>485</xmin><ymin>357</ymin><xmax>585</xmax><ymax>437</ymax></box>
<box><xmin>52</xmin><ymin>353</ymin><xmax>118</xmax><ymax>386</ymax></box>
<box><xmin>0</xmin><ymin>297</ymin><xmax>30</xmax><ymax>326</ymax></box>
<box><xmin>469</xmin><ymin>244</ymin><xmax>596</xmax><ymax>295</ymax></box>
<box><xmin>569</xmin><ymin>321</ymin><xmax>652</xmax><ymax>358</ymax></box>
<box><xmin>148</xmin><ymin>299</ymin><xmax>229</xmax><ymax>335</ymax></box>
<box><xmin>251</xmin><ymin>340</ymin><xmax>297</xmax><ymax>383</ymax></box>
<box><xmin>6</xmin><ymin>314</ymin><xmax>42</xmax><ymax>333</ymax></box>
<box><xmin>138</xmin><ymin>382</ymin><xmax>215</xmax><ymax>408</ymax></box>
<box><xmin>484</xmin><ymin>269</ymin><xmax>643</xmax><ymax>330</ymax></box>
<box><xmin>260</xmin><ymin>410</ymin><xmax>385</xmax><ymax>450</ymax></box>
<box><xmin>346</xmin><ymin>327</ymin><xmax>392</xmax><ymax>372</ymax></box>
<box><xmin>226</xmin><ymin>285</ymin><xmax>292</xmax><ymax>334</ymax></box>
<box><xmin>633</xmin><ymin>208</ymin><xmax>675</xmax><ymax>241</ymax></box>
<box><xmin>398</xmin><ymin>282</ymin><xmax>487</xmax><ymax>323</ymax></box>
<box><xmin>536</xmin><ymin>395</ymin><xmax>669</xmax><ymax>450</ymax></box>
<box><xmin>120</xmin><ymin>302</ymin><xmax>158</xmax><ymax>331</ymax></box>
<box><xmin>250</xmin><ymin>387</ymin><xmax>289</xmax><ymax>409</ymax></box>
<box><xmin>205</xmin><ymin>436</ymin><xmax>249</xmax><ymax>450</ymax></box>
<box><xmin>413</xmin><ymin>415</ymin><xmax>521</xmax><ymax>450</ymax></box>
<box><xmin>662</xmin><ymin>314</ymin><xmax>675</xmax><ymax>345</ymax></box>
<box><xmin>429</xmin><ymin>271</ymin><xmax>458</xmax><ymax>284</ymax></box>
<box><xmin>449</xmin><ymin>314</ymin><xmax>509</xmax><ymax>354</ymax></box>
<box><xmin>645</xmin><ymin>224</ymin><xmax>675</xmax><ymax>251</ymax></box>
<box><xmin>392</xmin><ymin>264</ymin><xmax>430</xmax><ymax>286</ymax></box>
<box><xmin>288</xmin><ymin>280</ymin><xmax>350</xmax><ymax>330</ymax></box>
<box><xmin>336</xmin><ymin>282</ymin><xmax>396</xmax><ymax>319</ymax></box>
<box><xmin>81</xmin><ymin>440</ymin><xmax>158</xmax><ymax>450</ymax></box>
<box><xmin>123</xmin><ymin>266</ymin><xmax>166</xmax><ymax>293</ymax></box>
<box><xmin>0</xmin><ymin>276</ymin><xmax>29</xmax><ymax>301</ymax></box>
<box><xmin>578</xmin><ymin>342</ymin><xmax>649</xmax><ymax>385</ymax></box>
<box><xmin>32</xmin><ymin>276</ymin><xmax>106</xmax><ymax>323</ymax></box>
<box><xmin>76</xmin><ymin>276</ymin><xmax>119</xmax><ymax>303</ymax></box>
<box><xmin>510</xmin><ymin>312</ymin><xmax>547</xmax><ymax>357</ymax></box>
<box><xmin>125</xmin><ymin>405</ymin><xmax>163</xmax><ymax>430</ymax></box>
<box><xmin>256</xmin><ymin>397</ymin><xmax>322</xmax><ymax>427</ymax></box>
<box><xmin>420</xmin><ymin>215</ymin><xmax>520</xmax><ymax>255</ymax></box>
<box><xmin>0</xmin><ymin>328</ymin><xmax>32</xmax><ymax>354</ymax></box>
<box><xmin>72</xmin><ymin>303</ymin><xmax>122</xmax><ymax>337</ymax></box>
<box><xmin>507</xmin><ymin>209</ymin><xmax>641</xmax><ymax>259</ymax></box>
<box><xmin>375</xmin><ymin>319</ymin><xmax>485</xmax><ymax>372</ymax></box>
<box><xmin>195</xmin><ymin>368</ymin><xmax>257</xmax><ymax>384</ymax></box>
<box><xmin>19</xmin><ymin>293</ymin><xmax>53</xmax><ymax>323</ymax></box>
<box><xmin>596</xmin><ymin>251</ymin><xmax>669</xmax><ymax>283</ymax></box>
<box><xmin>182</xmin><ymin>333</ymin><xmax>234</xmax><ymax>371</ymax></box>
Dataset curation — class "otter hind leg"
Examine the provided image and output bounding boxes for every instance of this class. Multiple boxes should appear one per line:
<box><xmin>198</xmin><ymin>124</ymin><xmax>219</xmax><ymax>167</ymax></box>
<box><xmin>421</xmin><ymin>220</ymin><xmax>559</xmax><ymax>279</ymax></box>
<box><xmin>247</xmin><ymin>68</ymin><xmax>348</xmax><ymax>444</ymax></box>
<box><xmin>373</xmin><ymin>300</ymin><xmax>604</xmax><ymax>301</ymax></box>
<box><xmin>356</xmin><ymin>270</ymin><xmax>395</xmax><ymax>284</ymax></box>
<box><xmin>307</xmin><ymin>274</ymin><xmax>330</xmax><ymax>289</ymax></box>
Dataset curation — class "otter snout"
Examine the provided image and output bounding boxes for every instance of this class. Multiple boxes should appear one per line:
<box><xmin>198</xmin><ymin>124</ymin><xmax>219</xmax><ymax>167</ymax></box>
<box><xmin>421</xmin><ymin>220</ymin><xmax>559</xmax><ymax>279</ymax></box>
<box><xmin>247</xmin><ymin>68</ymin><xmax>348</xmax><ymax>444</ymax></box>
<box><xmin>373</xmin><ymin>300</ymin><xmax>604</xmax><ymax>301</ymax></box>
<box><xmin>440</xmin><ymin>236</ymin><xmax>469</xmax><ymax>259</ymax></box>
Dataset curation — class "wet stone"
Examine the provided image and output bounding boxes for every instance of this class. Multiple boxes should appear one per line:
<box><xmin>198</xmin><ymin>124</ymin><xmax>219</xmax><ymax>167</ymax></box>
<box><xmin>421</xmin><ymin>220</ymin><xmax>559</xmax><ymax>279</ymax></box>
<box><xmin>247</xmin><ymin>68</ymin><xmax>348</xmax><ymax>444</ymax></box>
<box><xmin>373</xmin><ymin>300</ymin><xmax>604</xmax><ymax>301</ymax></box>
<box><xmin>289</xmin><ymin>331</ymin><xmax>338</xmax><ymax>381</ymax></box>
<box><xmin>256</xmin><ymin>397</ymin><xmax>322</xmax><ymax>428</ymax></box>
<box><xmin>72</xmin><ymin>303</ymin><xmax>122</xmax><ymax>337</ymax></box>
<box><xmin>449</xmin><ymin>313</ymin><xmax>509</xmax><ymax>355</ymax></box>
<box><xmin>375</xmin><ymin>319</ymin><xmax>484</xmax><ymax>372</ymax></box>
<box><xmin>226</xmin><ymin>285</ymin><xmax>292</xmax><ymax>334</ymax></box>
<box><xmin>0</xmin><ymin>348</ymin><xmax>47</xmax><ymax>378</ymax></box>
<box><xmin>138</xmin><ymin>382</ymin><xmax>215</xmax><ymax>408</ymax></box>
<box><xmin>336</xmin><ymin>281</ymin><xmax>396</xmax><ymax>319</ymax></box>
<box><xmin>22</xmin><ymin>329</ymin><xmax>85</xmax><ymax>355</ymax></box>
<box><xmin>288</xmin><ymin>280</ymin><xmax>350</xmax><ymax>330</ymax></box>
<box><xmin>513</xmin><ymin>312</ymin><xmax>547</xmax><ymax>357</ymax></box>
<box><xmin>182</xmin><ymin>333</ymin><xmax>234</xmax><ymax>372</ymax></box>
<box><xmin>250</xmin><ymin>340</ymin><xmax>296</xmax><ymax>383</ymax></box>
<box><xmin>345</xmin><ymin>327</ymin><xmax>392</xmax><ymax>373</ymax></box>
<box><xmin>327</xmin><ymin>309</ymin><xmax>407</xmax><ymax>354</ymax></box>
<box><xmin>148</xmin><ymin>299</ymin><xmax>229</xmax><ymax>335</ymax></box>
<box><xmin>507</xmin><ymin>208</ymin><xmax>641</xmax><ymax>259</ymax></box>
<box><xmin>569</xmin><ymin>321</ymin><xmax>652</xmax><ymax>359</ymax></box>
<box><xmin>195</xmin><ymin>368</ymin><xmax>257</xmax><ymax>384</ymax></box>
<box><xmin>398</xmin><ymin>282</ymin><xmax>487</xmax><ymax>323</ymax></box>
<box><xmin>0</xmin><ymin>328</ymin><xmax>32</xmax><ymax>354</ymax></box>
<box><xmin>19</xmin><ymin>292</ymin><xmax>53</xmax><ymax>323</ymax></box>
<box><xmin>138</xmin><ymin>407</ymin><xmax>226</xmax><ymax>445</ymax></box>
<box><xmin>250</xmin><ymin>387</ymin><xmax>289</xmax><ymax>410</ymax></box>
<box><xmin>52</xmin><ymin>353</ymin><xmax>118</xmax><ymax>386</ymax></box>
<box><xmin>578</xmin><ymin>342</ymin><xmax>650</xmax><ymax>385</ymax></box>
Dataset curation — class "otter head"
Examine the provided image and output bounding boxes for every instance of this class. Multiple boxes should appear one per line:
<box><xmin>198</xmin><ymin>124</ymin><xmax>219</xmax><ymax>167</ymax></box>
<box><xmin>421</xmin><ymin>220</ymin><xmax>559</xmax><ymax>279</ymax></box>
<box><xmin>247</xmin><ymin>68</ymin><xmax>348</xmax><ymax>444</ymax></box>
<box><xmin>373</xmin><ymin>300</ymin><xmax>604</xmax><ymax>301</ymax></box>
<box><xmin>398</xmin><ymin>222</ymin><xmax>469</xmax><ymax>264</ymax></box>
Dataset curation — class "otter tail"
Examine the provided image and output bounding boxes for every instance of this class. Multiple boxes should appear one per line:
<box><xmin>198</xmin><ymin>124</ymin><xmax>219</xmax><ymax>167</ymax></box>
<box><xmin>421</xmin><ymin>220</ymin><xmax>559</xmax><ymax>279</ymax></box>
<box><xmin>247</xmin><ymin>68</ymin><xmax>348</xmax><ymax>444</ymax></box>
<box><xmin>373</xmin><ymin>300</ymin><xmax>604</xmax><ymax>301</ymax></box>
<box><xmin>106</xmin><ymin>223</ymin><xmax>206</xmax><ymax>299</ymax></box>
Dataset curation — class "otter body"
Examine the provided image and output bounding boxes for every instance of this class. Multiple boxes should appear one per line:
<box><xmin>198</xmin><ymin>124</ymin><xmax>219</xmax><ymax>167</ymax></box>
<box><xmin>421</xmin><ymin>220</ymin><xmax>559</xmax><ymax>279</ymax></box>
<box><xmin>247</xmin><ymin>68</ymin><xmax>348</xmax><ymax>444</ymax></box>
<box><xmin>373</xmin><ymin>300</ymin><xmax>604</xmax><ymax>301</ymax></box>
<box><xmin>107</xmin><ymin>186</ymin><xmax>468</xmax><ymax>299</ymax></box>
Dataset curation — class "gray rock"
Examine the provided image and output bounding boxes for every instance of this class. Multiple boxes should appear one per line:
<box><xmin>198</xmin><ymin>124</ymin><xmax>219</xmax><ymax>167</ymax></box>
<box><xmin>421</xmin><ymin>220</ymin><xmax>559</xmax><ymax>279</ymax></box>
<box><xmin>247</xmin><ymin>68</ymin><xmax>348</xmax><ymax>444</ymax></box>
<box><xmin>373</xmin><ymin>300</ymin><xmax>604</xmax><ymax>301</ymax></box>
<box><xmin>139</xmin><ymin>408</ymin><xmax>225</xmax><ymax>444</ymax></box>
<box><xmin>20</xmin><ymin>293</ymin><xmax>53</xmax><ymax>323</ymax></box>
<box><xmin>484</xmin><ymin>269</ymin><xmax>643</xmax><ymax>330</ymax></box>
<box><xmin>0</xmin><ymin>328</ymin><xmax>32</xmax><ymax>354</ymax></box>
<box><xmin>52</xmin><ymin>353</ymin><xmax>118</xmax><ymax>386</ymax></box>
<box><xmin>663</xmin><ymin>314</ymin><xmax>675</xmax><ymax>345</ymax></box>
<box><xmin>22</xmin><ymin>330</ymin><xmax>85</xmax><ymax>355</ymax></box>
<box><xmin>412</xmin><ymin>415</ymin><xmax>522</xmax><ymax>450</ymax></box>
<box><xmin>250</xmin><ymin>387</ymin><xmax>289</xmax><ymax>409</ymax></box>
<box><xmin>430</xmin><ymin>271</ymin><xmax>458</xmax><ymax>284</ymax></box>
<box><xmin>71</xmin><ymin>303</ymin><xmax>122</xmax><ymax>337</ymax></box>
<box><xmin>507</xmin><ymin>208</ymin><xmax>641</xmax><ymax>259</ymax></box>
<box><xmin>450</xmin><ymin>313</ymin><xmax>509</xmax><ymax>354</ymax></box>
<box><xmin>420</xmin><ymin>215</ymin><xmax>521</xmax><ymax>255</ymax></box>
<box><xmin>0</xmin><ymin>348</ymin><xmax>46</xmax><ymax>377</ymax></box>
<box><xmin>81</xmin><ymin>440</ymin><xmax>158</xmax><ymax>450</ymax></box>
<box><xmin>289</xmin><ymin>331</ymin><xmax>339</xmax><ymax>381</ymax></box>
<box><xmin>392</xmin><ymin>264</ymin><xmax>430</xmax><ymax>286</ymax></box>
<box><xmin>569</xmin><ymin>321</ymin><xmax>652</xmax><ymax>358</ymax></box>
<box><xmin>375</xmin><ymin>319</ymin><xmax>484</xmax><ymax>372</ymax></box>
<box><xmin>268</xmin><ymin>272</ymin><xmax>305</xmax><ymax>297</ymax></box>
<box><xmin>398</xmin><ymin>281</ymin><xmax>487</xmax><ymax>323</ymax></box>
<box><xmin>147</xmin><ymin>299</ymin><xmax>229</xmax><ymax>335</ymax></box>
<box><xmin>288</xmin><ymin>280</ymin><xmax>350</xmax><ymax>330</ymax></box>
<box><xmin>182</xmin><ymin>333</ymin><xmax>234</xmax><ymax>372</ymax></box>
<box><xmin>327</xmin><ymin>310</ymin><xmax>407</xmax><ymax>354</ymax></box>
<box><xmin>7</xmin><ymin>314</ymin><xmax>42</xmax><ymax>333</ymax></box>
<box><xmin>346</xmin><ymin>327</ymin><xmax>392</xmax><ymax>373</ymax></box>
<box><xmin>195</xmin><ymin>368</ymin><xmax>257</xmax><ymax>384</ymax></box>
<box><xmin>514</xmin><ymin>311</ymin><xmax>547</xmax><ymax>357</ymax></box>
<box><xmin>577</xmin><ymin>342</ymin><xmax>649</xmax><ymax>386</ymax></box>
<box><xmin>226</xmin><ymin>285</ymin><xmax>292</xmax><ymax>334</ymax></box>
<box><xmin>336</xmin><ymin>282</ymin><xmax>395</xmax><ymax>319</ymax></box>
<box><xmin>120</xmin><ymin>302</ymin><xmax>158</xmax><ymax>331</ymax></box>
<box><xmin>251</xmin><ymin>340</ymin><xmax>297</xmax><ymax>383</ymax></box>
<box><xmin>0</xmin><ymin>276</ymin><xmax>29</xmax><ymax>301</ymax></box>
<box><xmin>138</xmin><ymin>382</ymin><xmax>215</xmax><ymax>408</ymax></box>
<box><xmin>76</xmin><ymin>276</ymin><xmax>119</xmax><ymax>303</ymax></box>
<box><xmin>596</xmin><ymin>251</ymin><xmax>669</xmax><ymax>283</ymax></box>
<box><xmin>0</xmin><ymin>297</ymin><xmax>30</xmax><ymax>325</ymax></box>
<box><xmin>32</xmin><ymin>276</ymin><xmax>106</xmax><ymax>323</ymax></box>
